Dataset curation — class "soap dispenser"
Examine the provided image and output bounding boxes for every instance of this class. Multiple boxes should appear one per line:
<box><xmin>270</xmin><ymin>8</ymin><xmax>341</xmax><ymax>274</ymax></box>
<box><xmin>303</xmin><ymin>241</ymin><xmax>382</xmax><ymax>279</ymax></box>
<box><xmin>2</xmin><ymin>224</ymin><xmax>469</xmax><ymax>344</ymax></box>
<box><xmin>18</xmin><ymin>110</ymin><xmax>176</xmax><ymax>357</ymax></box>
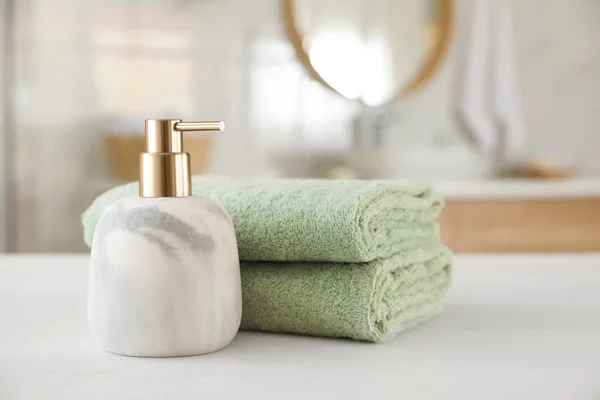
<box><xmin>88</xmin><ymin>119</ymin><xmax>242</xmax><ymax>357</ymax></box>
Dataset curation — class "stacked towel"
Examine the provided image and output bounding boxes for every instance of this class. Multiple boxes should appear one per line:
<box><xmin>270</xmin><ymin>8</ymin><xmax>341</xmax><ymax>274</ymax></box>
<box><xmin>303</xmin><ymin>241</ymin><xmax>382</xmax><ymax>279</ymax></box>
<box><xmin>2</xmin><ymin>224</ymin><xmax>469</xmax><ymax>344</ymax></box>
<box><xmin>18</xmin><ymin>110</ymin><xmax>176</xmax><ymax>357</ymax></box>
<box><xmin>82</xmin><ymin>177</ymin><xmax>452</xmax><ymax>342</ymax></box>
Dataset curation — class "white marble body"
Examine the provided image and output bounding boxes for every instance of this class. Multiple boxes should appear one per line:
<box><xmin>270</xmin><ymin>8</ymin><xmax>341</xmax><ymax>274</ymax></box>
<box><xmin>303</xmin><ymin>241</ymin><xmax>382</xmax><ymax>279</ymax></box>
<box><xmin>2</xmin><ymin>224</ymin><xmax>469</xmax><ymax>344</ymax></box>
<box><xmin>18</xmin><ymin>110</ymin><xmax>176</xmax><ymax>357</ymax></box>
<box><xmin>88</xmin><ymin>195</ymin><xmax>242</xmax><ymax>357</ymax></box>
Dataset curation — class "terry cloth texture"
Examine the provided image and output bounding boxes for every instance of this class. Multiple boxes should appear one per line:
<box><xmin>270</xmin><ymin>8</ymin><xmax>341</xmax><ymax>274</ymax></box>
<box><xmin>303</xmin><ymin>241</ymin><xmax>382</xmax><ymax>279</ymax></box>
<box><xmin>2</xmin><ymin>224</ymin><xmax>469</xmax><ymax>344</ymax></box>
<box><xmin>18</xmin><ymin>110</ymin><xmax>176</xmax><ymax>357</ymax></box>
<box><xmin>82</xmin><ymin>177</ymin><xmax>444</xmax><ymax>263</ymax></box>
<box><xmin>239</xmin><ymin>244</ymin><xmax>452</xmax><ymax>342</ymax></box>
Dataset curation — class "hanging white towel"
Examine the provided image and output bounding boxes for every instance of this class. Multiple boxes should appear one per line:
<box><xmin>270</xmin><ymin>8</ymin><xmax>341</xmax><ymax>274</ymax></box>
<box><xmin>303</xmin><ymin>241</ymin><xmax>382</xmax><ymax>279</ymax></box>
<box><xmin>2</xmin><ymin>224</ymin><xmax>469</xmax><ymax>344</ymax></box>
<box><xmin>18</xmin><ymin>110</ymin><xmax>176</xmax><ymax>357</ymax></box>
<box><xmin>455</xmin><ymin>0</ymin><xmax>525</xmax><ymax>161</ymax></box>
<box><xmin>455</xmin><ymin>0</ymin><xmax>498</xmax><ymax>153</ymax></box>
<box><xmin>490</xmin><ymin>0</ymin><xmax>525</xmax><ymax>161</ymax></box>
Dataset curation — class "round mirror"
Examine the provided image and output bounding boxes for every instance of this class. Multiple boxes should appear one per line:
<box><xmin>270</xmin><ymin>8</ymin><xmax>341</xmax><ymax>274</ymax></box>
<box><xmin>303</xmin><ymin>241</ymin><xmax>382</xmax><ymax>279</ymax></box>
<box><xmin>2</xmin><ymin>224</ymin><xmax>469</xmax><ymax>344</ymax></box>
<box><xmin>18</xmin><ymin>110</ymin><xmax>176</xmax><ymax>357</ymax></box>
<box><xmin>283</xmin><ymin>0</ymin><xmax>453</xmax><ymax>106</ymax></box>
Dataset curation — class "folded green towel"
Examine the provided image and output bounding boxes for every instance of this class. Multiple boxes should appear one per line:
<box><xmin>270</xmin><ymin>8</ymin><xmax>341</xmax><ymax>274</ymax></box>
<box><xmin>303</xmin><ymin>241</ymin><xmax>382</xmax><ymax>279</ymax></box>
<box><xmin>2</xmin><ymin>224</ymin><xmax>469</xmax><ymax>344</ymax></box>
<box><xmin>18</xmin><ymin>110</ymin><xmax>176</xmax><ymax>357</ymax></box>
<box><xmin>82</xmin><ymin>177</ymin><xmax>443</xmax><ymax>262</ymax></box>
<box><xmin>240</xmin><ymin>244</ymin><xmax>452</xmax><ymax>342</ymax></box>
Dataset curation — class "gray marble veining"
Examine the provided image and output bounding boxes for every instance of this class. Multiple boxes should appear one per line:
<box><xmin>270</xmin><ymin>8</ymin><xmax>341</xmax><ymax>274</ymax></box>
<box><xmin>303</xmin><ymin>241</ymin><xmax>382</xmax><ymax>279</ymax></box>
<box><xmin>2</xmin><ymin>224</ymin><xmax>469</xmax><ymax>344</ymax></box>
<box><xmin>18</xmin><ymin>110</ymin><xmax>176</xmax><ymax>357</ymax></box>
<box><xmin>88</xmin><ymin>196</ymin><xmax>242</xmax><ymax>357</ymax></box>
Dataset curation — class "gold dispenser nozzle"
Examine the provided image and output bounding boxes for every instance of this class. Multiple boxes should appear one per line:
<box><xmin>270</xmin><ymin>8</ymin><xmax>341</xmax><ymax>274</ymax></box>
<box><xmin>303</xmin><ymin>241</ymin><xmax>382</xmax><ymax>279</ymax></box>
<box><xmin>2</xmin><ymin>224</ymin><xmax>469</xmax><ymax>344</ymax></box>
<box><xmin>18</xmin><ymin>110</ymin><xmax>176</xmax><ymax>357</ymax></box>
<box><xmin>140</xmin><ymin>119</ymin><xmax>224</xmax><ymax>198</ymax></box>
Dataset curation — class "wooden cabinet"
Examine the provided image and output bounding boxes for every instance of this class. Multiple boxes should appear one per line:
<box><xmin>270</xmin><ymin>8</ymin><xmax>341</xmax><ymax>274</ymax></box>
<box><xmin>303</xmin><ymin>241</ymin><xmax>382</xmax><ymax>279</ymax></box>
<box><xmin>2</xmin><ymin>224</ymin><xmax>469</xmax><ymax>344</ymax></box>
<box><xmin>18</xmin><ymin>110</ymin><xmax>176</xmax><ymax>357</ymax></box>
<box><xmin>439</xmin><ymin>198</ymin><xmax>600</xmax><ymax>252</ymax></box>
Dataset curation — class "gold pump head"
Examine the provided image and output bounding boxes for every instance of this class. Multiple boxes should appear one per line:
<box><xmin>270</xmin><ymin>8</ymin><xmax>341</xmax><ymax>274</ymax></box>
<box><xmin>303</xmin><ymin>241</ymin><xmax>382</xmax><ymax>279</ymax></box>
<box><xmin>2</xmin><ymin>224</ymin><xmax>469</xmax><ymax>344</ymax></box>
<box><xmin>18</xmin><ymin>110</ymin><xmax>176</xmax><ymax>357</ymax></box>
<box><xmin>140</xmin><ymin>119</ymin><xmax>224</xmax><ymax>198</ymax></box>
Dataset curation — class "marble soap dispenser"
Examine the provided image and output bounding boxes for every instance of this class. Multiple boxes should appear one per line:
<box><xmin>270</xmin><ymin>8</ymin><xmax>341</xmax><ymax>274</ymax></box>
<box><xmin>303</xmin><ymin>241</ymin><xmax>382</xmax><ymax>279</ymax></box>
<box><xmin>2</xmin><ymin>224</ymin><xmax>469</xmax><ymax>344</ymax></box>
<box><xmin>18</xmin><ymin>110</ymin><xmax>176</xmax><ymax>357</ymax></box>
<box><xmin>88</xmin><ymin>119</ymin><xmax>242</xmax><ymax>357</ymax></box>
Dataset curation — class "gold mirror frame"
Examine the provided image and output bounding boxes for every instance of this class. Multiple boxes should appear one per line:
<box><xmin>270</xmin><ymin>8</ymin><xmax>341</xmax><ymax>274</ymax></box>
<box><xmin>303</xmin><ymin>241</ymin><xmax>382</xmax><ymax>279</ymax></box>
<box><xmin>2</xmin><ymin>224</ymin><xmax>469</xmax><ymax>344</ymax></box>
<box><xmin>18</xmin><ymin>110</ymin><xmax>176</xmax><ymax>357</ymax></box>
<box><xmin>282</xmin><ymin>0</ymin><xmax>454</xmax><ymax>106</ymax></box>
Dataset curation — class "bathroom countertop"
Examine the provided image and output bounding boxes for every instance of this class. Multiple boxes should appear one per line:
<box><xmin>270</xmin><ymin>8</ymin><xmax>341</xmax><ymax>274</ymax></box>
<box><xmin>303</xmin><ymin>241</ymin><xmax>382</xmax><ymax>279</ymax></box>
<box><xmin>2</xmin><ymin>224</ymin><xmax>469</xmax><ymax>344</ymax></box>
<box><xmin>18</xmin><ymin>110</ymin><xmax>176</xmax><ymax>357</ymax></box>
<box><xmin>436</xmin><ymin>179</ymin><xmax>600</xmax><ymax>200</ymax></box>
<box><xmin>0</xmin><ymin>254</ymin><xmax>598</xmax><ymax>399</ymax></box>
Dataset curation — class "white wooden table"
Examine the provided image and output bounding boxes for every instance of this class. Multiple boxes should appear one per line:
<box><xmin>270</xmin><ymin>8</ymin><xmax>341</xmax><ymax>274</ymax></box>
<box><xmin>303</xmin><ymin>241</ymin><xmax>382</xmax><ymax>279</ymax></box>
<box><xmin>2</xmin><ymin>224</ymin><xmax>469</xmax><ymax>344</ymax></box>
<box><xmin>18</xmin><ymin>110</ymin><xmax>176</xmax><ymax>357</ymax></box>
<box><xmin>0</xmin><ymin>254</ymin><xmax>599</xmax><ymax>400</ymax></box>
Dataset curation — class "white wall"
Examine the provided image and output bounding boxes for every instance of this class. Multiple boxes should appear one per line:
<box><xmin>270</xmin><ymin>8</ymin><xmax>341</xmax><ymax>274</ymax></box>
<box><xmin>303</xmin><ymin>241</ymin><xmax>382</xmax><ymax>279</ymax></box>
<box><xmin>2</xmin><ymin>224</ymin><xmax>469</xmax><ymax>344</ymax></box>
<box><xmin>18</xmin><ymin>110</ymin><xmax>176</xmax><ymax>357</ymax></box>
<box><xmin>212</xmin><ymin>0</ymin><xmax>600</xmax><ymax>176</ymax></box>
<box><xmin>0</xmin><ymin>0</ymin><xmax>8</xmax><ymax>251</ymax></box>
<box><xmin>508</xmin><ymin>0</ymin><xmax>600</xmax><ymax>174</ymax></box>
<box><xmin>5</xmin><ymin>0</ymin><xmax>600</xmax><ymax>251</ymax></box>
<box><xmin>338</xmin><ymin>0</ymin><xmax>600</xmax><ymax>174</ymax></box>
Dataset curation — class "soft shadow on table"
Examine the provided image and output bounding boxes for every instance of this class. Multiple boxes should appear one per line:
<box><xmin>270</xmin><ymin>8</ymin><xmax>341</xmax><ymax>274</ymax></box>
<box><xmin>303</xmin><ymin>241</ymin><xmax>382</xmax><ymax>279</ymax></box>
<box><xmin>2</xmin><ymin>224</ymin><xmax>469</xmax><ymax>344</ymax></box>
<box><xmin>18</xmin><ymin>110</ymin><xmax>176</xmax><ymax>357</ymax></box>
<box><xmin>226</xmin><ymin>331</ymin><xmax>371</xmax><ymax>351</ymax></box>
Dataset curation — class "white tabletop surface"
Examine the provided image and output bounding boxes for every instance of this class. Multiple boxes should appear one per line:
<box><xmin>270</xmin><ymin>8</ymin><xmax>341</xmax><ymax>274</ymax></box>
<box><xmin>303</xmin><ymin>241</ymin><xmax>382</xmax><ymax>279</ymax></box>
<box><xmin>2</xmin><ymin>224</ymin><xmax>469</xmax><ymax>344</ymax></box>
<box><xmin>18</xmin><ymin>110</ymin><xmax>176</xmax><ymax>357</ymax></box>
<box><xmin>0</xmin><ymin>254</ymin><xmax>599</xmax><ymax>400</ymax></box>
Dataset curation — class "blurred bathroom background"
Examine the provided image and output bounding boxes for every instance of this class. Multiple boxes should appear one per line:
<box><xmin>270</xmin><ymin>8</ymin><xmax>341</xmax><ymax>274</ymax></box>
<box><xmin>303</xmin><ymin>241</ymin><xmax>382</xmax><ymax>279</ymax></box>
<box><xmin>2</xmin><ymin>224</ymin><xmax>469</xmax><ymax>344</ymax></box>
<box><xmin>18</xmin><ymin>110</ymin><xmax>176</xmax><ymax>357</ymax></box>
<box><xmin>1</xmin><ymin>0</ymin><xmax>599</xmax><ymax>252</ymax></box>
